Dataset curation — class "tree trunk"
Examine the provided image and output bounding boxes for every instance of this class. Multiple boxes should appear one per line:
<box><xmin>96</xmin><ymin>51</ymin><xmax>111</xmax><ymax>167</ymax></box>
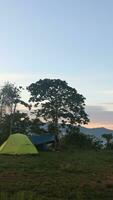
<box><xmin>9</xmin><ymin>103</ymin><xmax>17</xmax><ymax>135</ymax></box>
<box><xmin>9</xmin><ymin>104</ymin><xmax>13</xmax><ymax>135</ymax></box>
<box><xmin>9</xmin><ymin>115</ymin><xmax>13</xmax><ymax>135</ymax></box>
<box><xmin>54</xmin><ymin>133</ymin><xmax>59</xmax><ymax>149</ymax></box>
<box><xmin>0</xmin><ymin>104</ymin><xmax>3</xmax><ymax>120</ymax></box>
<box><xmin>54</xmin><ymin>113</ymin><xmax>60</xmax><ymax>149</ymax></box>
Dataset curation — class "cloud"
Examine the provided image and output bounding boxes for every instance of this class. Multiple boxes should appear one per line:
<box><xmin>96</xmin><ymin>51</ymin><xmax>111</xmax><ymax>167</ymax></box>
<box><xmin>86</xmin><ymin>105</ymin><xmax>113</xmax><ymax>129</ymax></box>
<box><xmin>97</xmin><ymin>90</ymin><xmax>113</xmax><ymax>95</ymax></box>
<box><xmin>85</xmin><ymin>122</ymin><xmax>113</xmax><ymax>130</ymax></box>
<box><xmin>102</xmin><ymin>102</ymin><xmax>113</xmax><ymax>106</ymax></box>
<box><xmin>86</xmin><ymin>105</ymin><xmax>105</xmax><ymax>112</ymax></box>
<box><xmin>0</xmin><ymin>73</ymin><xmax>36</xmax><ymax>84</ymax></box>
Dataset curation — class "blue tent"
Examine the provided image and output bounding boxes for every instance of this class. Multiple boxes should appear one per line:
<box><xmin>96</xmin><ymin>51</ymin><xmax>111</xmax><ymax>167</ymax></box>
<box><xmin>28</xmin><ymin>133</ymin><xmax>55</xmax><ymax>150</ymax></box>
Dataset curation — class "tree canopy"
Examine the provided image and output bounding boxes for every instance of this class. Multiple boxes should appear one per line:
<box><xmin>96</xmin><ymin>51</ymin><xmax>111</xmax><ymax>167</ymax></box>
<box><xmin>0</xmin><ymin>82</ymin><xmax>30</xmax><ymax>136</ymax></box>
<box><xmin>27</xmin><ymin>79</ymin><xmax>89</xmax><ymax>145</ymax></box>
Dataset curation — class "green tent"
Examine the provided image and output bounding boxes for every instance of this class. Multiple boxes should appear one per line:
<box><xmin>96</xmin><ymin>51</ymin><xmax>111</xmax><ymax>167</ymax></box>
<box><xmin>0</xmin><ymin>133</ymin><xmax>38</xmax><ymax>154</ymax></box>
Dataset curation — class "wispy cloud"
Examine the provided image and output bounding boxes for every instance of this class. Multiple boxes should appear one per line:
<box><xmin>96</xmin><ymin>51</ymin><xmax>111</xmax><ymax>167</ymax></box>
<box><xmin>86</xmin><ymin>105</ymin><xmax>113</xmax><ymax>129</ymax></box>
<box><xmin>97</xmin><ymin>90</ymin><xmax>113</xmax><ymax>95</ymax></box>
<box><xmin>85</xmin><ymin>122</ymin><xmax>113</xmax><ymax>130</ymax></box>
<box><xmin>0</xmin><ymin>73</ymin><xmax>36</xmax><ymax>84</ymax></box>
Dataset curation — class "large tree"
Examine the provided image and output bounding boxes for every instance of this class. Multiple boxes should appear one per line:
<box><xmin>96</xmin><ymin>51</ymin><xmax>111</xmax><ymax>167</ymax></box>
<box><xmin>27</xmin><ymin>79</ymin><xmax>89</xmax><ymax>146</ymax></box>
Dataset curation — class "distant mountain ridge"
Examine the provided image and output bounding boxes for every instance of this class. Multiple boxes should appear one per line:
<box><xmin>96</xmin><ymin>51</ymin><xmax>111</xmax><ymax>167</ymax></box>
<box><xmin>80</xmin><ymin>127</ymin><xmax>113</xmax><ymax>137</ymax></box>
<box><xmin>41</xmin><ymin>122</ymin><xmax>113</xmax><ymax>138</ymax></box>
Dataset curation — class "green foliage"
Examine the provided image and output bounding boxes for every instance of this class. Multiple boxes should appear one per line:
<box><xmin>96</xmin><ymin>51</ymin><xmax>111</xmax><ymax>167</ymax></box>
<box><xmin>48</xmin><ymin>122</ymin><xmax>60</xmax><ymax>134</ymax></box>
<box><xmin>11</xmin><ymin>111</ymin><xmax>30</xmax><ymax>134</ymax></box>
<box><xmin>30</xmin><ymin>118</ymin><xmax>47</xmax><ymax>134</ymax></box>
<box><xmin>0</xmin><ymin>111</ymin><xmax>30</xmax><ymax>144</ymax></box>
<box><xmin>0</xmin><ymin>112</ymin><xmax>47</xmax><ymax>144</ymax></box>
<box><xmin>61</xmin><ymin>126</ymin><xmax>102</xmax><ymax>150</ymax></box>
<box><xmin>0</xmin><ymin>82</ymin><xmax>21</xmax><ymax>114</ymax></box>
<box><xmin>0</xmin><ymin>82</ymin><xmax>30</xmax><ymax>135</ymax></box>
<box><xmin>27</xmin><ymin>79</ymin><xmax>89</xmax><ymax>126</ymax></box>
<box><xmin>102</xmin><ymin>133</ymin><xmax>113</xmax><ymax>149</ymax></box>
<box><xmin>0</xmin><ymin>116</ymin><xmax>10</xmax><ymax>144</ymax></box>
<box><xmin>27</xmin><ymin>79</ymin><xmax>89</xmax><ymax>147</ymax></box>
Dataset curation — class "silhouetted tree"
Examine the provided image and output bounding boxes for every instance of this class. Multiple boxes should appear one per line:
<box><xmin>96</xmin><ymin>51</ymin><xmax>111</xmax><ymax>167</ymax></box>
<box><xmin>102</xmin><ymin>133</ymin><xmax>113</xmax><ymax>149</ymax></box>
<box><xmin>27</xmin><ymin>79</ymin><xmax>89</xmax><ymax>147</ymax></box>
<box><xmin>30</xmin><ymin>118</ymin><xmax>46</xmax><ymax>134</ymax></box>
<box><xmin>0</xmin><ymin>82</ymin><xmax>30</xmax><ymax>134</ymax></box>
<box><xmin>0</xmin><ymin>111</ymin><xmax>30</xmax><ymax>144</ymax></box>
<box><xmin>61</xmin><ymin>126</ymin><xmax>103</xmax><ymax>150</ymax></box>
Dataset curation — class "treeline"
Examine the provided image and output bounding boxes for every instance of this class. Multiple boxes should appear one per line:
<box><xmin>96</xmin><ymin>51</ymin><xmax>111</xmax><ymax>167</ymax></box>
<box><xmin>0</xmin><ymin>79</ymin><xmax>110</xmax><ymax>150</ymax></box>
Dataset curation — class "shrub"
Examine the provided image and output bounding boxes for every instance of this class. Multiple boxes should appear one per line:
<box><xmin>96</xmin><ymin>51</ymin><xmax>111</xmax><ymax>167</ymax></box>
<box><xmin>61</xmin><ymin>126</ymin><xmax>102</xmax><ymax>150</ymax></box>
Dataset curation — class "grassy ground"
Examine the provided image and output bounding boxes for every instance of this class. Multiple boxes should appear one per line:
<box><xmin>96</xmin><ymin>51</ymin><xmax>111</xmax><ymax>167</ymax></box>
<box><xmin>0</xmin><ymin>150</ymin><xmax>113</xmax><ymax>200</ymax></box>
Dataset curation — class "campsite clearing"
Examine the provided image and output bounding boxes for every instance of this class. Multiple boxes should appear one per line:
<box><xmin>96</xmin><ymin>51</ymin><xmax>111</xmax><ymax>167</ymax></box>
<box><xmin>0</xmin><ymin>150</ymin><xmax>113</xmax><ymax>200</ymax></box>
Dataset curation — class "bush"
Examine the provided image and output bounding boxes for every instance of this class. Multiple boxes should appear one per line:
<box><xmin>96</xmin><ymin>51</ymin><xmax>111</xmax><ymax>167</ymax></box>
<box><xmin>61</xmin><ymin>126</ymin><xmax>102</xmax><ymax>150</ymax></box>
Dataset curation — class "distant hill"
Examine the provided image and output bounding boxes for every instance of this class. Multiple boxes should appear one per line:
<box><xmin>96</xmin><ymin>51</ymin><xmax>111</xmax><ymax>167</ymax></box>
<box><xmin>41</xmin><ymin>123</ymin><xmax>113</xmax><ymax>138</ymax></box>
<box><xmin>80</xmin><ymin>127</ymin><xmax>113</xmax><ymax>137</ymax></box>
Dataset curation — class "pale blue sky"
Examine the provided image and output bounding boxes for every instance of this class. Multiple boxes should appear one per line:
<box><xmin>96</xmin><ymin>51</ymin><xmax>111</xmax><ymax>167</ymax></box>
<box><xmin>0</xmin><ymin>0</ymin><xmax>113</xmax><ymax>128</ymax></box>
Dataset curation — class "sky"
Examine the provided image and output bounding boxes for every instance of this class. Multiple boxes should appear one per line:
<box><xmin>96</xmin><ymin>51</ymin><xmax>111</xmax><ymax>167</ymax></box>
<box><xmin>0</xmin><ymin>0</ymin><xmax>113</xmax><ymax>129</ymax></box>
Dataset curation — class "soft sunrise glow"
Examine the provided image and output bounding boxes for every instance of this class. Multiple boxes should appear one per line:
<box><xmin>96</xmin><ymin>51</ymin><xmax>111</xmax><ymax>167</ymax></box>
<box><xmin>0</xmin><ymin>0</ymin><xmax>112</xmax><ymax>129</ymax></box>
